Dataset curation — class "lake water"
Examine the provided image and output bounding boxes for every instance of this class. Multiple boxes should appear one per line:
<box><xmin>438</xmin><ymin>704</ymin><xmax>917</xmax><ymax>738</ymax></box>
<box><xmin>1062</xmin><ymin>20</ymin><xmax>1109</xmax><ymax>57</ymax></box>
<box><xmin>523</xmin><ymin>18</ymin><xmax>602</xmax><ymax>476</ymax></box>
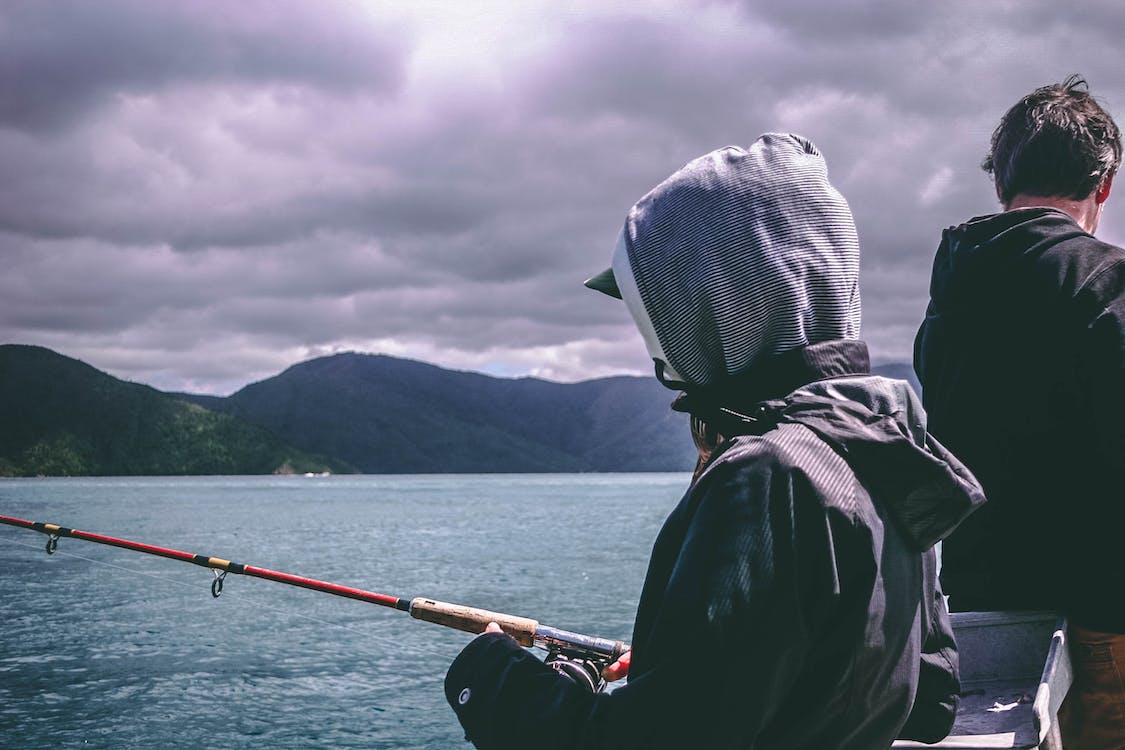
<box><xmin>0</xmin><ymin>474</ymin><xmax>689</xmax><ymax>749</ymax></box>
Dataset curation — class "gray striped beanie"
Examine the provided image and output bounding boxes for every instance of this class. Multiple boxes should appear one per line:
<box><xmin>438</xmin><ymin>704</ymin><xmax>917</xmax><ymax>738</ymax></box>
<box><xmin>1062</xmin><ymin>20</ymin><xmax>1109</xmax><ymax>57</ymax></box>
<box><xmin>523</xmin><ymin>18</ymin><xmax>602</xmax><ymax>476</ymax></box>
<box><xmin>600</xmin><ymin>133</ymin><xmax>861</xmax><ymax>388</ymax></box>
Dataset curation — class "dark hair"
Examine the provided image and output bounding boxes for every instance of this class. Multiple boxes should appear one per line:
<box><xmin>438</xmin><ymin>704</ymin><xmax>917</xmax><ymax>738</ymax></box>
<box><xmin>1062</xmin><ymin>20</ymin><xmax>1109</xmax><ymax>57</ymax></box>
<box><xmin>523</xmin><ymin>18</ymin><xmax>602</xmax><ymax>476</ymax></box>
<box><xmin>983</xmin><ymin>75</ymin><xmax>1122</xmax><ymax>205</ymax></box>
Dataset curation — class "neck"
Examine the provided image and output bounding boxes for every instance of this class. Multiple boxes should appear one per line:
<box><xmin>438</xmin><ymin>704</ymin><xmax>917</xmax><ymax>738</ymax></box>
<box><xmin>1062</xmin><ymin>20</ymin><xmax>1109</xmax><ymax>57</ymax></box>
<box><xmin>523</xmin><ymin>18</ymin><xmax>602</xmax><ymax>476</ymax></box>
<box><xmin>1005</xmin><ymin>193</ymin><xmax>1102</xmax><ymax>234</ymax></box>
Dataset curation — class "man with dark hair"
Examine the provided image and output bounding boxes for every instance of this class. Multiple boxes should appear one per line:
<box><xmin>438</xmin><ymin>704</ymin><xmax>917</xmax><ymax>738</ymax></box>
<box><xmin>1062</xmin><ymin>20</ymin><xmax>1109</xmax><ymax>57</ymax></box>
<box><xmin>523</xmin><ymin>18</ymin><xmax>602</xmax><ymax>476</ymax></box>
<box><xmin>915</xmin><ymin>76</ymin><xmax>1125</xmax><ymax>750</ymax></box>
<box><xmin>444</xmin><ymin>134</ymin><xmax>984</xmax><ymax>749</ymax></box>
<box><xmin>984</xmin><ymin>76</ymin><xmax>1121</xmax><ymax>208</ymax></box>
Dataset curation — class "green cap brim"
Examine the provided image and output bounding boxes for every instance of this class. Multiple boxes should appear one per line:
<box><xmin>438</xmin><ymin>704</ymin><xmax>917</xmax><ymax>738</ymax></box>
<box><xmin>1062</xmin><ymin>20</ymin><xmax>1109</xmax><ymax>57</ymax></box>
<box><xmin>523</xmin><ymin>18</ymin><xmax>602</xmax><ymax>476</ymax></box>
<box><xmin>583</xmin><ymin>267</ymin><xmax>622</xmax><ymax>299</ymax></box>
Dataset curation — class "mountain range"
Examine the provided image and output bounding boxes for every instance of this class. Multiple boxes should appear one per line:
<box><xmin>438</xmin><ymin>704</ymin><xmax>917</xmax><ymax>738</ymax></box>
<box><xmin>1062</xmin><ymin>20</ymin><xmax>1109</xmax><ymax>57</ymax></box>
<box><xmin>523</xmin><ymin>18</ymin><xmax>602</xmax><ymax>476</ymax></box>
<box><xmin>0</xmin><ymin>344</ymin><xmax>920</xmax><ymax>476</ymax></box>
<box><xmin>0</xmin><ymin>344</ymin><xmax>348</xmax><ymax>477</ymax></box>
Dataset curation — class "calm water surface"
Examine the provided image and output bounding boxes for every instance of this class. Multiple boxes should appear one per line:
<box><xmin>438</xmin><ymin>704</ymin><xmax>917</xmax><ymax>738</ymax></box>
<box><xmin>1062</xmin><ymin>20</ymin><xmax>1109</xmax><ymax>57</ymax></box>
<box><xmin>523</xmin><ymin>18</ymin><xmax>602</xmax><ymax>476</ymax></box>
<box><xmin>0</xmin><ymin>474</ymin><xmax>688</xmax><ymax>749</ymax></box>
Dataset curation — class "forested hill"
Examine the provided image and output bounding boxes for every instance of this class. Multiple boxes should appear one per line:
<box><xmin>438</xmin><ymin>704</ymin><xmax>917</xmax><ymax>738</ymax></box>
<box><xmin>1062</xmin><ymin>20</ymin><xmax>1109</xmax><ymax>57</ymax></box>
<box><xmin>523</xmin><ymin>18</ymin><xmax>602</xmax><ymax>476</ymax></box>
<box><xmin>0</xmin><ymin>345</ymin><xmax>919</xmax><ymax>476</ymax></box>
<box><xmin>0</xmin><ymin>345</ymin><xmax>348</xmax><ymax>477</ymax></box>
<box><xmin>180</xmin><ymin>353</ymin><xmax>697</xmax><ymax>474</ymax></box>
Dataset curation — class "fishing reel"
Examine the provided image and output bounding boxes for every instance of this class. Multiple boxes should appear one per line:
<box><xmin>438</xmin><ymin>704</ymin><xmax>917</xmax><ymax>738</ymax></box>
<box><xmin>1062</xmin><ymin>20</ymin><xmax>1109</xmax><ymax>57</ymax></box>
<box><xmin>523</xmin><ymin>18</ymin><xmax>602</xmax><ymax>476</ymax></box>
<box><xmin>546</xmin><ymin>648</ymin><xmax>607</xmax><ymax>693</ymax></box>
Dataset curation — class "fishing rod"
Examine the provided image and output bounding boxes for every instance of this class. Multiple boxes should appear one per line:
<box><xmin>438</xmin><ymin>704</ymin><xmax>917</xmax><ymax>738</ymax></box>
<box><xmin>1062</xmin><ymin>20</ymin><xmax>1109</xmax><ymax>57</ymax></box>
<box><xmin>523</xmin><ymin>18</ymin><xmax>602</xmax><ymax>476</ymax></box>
<box><xmin>0</xmin><ymin>513</ymin><xmax>628</xmax><ymax>691</ymax></box>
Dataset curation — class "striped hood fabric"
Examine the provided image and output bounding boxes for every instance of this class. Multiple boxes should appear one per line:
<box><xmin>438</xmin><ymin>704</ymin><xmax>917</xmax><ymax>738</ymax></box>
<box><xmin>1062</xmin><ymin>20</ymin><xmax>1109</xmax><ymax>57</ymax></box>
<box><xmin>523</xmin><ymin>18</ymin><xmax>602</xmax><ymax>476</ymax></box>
<box><xmin>618</xmin><ymin>133</ymin><xmax>862</xmax><ymax>388</ymax></box>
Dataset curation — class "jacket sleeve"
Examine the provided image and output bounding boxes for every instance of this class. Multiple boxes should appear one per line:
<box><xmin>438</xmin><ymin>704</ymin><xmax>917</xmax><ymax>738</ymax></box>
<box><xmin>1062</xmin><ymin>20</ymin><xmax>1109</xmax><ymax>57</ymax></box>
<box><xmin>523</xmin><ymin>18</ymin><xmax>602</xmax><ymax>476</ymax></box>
<box><xmin>444</xmin><ymin>454</ymin><xmax>824</xmax><ymax>750</ymax></box>
<box><xmin>445</xmin><ymin>632</ymin><xmax>601</xmax><ymax>750</ymax></box>
<box><xmin>897</xmin><ymin>547</ymin><xmax>960</xmax><ymax>743</ymax></box>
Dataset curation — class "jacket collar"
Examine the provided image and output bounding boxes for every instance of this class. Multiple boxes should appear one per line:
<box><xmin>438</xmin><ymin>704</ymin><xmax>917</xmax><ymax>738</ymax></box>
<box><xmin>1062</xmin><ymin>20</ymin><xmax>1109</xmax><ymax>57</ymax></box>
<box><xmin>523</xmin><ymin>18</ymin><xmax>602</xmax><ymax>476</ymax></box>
<box><xmin>680</xmin><ymin>343</ymin><xmax>985</xmax><ymax>551</ymax></box>
<box><xmin>672</xmin><ymin>340</ymin><xmax>870</xmax><ymax>418</ymax></box>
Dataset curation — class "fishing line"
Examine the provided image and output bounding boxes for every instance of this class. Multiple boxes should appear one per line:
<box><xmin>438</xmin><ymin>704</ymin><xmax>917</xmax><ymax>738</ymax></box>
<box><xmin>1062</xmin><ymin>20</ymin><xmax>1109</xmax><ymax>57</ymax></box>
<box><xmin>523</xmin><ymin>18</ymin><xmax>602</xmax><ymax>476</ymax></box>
<box><xmin>0</xmin><ymin>532</ymin><xmax>457</xmax><ymax>662</ymax></box>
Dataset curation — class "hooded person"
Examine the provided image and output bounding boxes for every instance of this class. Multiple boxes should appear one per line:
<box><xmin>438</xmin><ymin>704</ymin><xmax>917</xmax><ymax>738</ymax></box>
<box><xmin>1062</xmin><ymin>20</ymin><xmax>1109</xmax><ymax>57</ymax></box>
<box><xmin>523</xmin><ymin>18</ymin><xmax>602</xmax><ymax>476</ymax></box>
<box><xmin>444</xmin><ymin>133</ymin><xmax>985</xmax><ymax>750</ymax></box>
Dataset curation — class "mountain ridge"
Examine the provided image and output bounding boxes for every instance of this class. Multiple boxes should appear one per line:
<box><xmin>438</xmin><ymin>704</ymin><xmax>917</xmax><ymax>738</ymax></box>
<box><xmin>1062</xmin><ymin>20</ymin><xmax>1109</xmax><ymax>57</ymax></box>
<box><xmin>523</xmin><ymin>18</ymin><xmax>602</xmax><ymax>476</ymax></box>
<box><xmin>1</xmin><ymin>344</ymin><xmax>920</xmax><ymax>476</ymax></box>
<box><xmin>177</xmin><ymin>352</ymin><xmax>697</xmax><ymax>474</ymax></box>
<box><xmin>0</xmin><ymin>344</ymin><xmax>348</xmax><ymax>476</ymax></box>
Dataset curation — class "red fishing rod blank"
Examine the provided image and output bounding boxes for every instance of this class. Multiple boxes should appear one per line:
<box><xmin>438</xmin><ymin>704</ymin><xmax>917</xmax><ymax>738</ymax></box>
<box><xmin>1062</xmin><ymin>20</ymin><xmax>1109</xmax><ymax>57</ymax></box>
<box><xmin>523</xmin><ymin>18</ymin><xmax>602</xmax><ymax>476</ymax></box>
<box><xmin>0</xmin><ymin>513</ymin><xmax>409</xmax><ymax>609</ymax></box>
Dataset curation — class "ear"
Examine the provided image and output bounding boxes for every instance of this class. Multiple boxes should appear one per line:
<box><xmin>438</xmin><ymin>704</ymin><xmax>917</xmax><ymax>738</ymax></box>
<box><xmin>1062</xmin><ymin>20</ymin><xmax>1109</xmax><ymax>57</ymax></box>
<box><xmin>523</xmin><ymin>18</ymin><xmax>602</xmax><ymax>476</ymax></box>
<box><xmin>1095</xmin><ymin>174</ymin><xmax>1114</xmax><ymax>204</ymax></box>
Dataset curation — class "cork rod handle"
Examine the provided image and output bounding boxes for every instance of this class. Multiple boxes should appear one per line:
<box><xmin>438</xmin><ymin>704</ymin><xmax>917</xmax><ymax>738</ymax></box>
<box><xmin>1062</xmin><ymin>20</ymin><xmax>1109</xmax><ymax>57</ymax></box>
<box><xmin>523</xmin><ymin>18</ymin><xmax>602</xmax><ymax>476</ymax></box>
<box><xmin>408</xmin><ymin>597</ymin><xmax>538</xmax><ymax>647</ymax></box>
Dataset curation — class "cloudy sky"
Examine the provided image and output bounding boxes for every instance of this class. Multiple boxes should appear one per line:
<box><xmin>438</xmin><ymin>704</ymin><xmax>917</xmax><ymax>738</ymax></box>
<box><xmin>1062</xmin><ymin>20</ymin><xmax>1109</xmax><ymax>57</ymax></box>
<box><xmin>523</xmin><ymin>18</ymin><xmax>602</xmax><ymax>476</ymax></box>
<box><xmin>3</xmin><ymin>0</ymin><xmax>1124</xmax><ymax>394</ymax></box>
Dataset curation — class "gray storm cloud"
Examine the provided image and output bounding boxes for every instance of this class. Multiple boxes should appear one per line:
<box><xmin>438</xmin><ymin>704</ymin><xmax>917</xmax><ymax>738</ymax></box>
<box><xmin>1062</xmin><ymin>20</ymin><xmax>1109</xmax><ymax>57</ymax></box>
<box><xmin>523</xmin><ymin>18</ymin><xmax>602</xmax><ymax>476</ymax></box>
<box><xmin>2</xmin><ymin>0</ymin><xmax>1124</xmax><ymax>393</ymax></box>
<box><xmin>0</xmin><ymin>0</ymin><xmax>408</xmax><ymax>132</ymax></box>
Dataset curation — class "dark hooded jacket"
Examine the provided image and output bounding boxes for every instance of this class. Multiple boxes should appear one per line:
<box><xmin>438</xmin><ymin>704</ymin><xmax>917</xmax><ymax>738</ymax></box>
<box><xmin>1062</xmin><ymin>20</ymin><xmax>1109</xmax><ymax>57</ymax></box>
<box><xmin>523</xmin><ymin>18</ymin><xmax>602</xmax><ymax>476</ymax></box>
<box><xmin>446</xmin><ymin>341</ymin><xmax>983</xmax><ymax>749</ymax></box>
<box><xmin>914</xmin><ymin>208</ymin><xmax>1125</xmax><ymax>631</ymax></box>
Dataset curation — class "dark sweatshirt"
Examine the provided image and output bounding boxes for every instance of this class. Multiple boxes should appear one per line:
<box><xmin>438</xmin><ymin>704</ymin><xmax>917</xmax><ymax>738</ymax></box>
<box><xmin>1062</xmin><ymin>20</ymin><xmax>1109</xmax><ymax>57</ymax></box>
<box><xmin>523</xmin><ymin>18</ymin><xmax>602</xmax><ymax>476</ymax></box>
<box><xmin>446</xmin><ymin>341</ymin><xmax>983</xmax><ymax>749</ymax></box>
<box><xmin>915</xmin><ymin>208</ymin><xmax>1125</xmax><ymax>631</ymax></box>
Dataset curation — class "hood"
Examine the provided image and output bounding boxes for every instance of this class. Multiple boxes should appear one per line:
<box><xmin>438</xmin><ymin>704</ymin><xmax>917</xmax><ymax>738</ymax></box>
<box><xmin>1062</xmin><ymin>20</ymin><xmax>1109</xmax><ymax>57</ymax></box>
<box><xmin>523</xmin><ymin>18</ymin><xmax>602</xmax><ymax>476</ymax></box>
<box><xmin>926</xmin><ymin>207</ymin><xmax>1087</xmax><ymax>314</ymax></box>
<box><xmin>777</xmin><ymin>376</ymin><xmax>985</xmax><ymax>551</ymax></box>
<box><xmin>620</xmin><ymin>134</ymin><xmax>862</xmax><ymax>388</ymax></box>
